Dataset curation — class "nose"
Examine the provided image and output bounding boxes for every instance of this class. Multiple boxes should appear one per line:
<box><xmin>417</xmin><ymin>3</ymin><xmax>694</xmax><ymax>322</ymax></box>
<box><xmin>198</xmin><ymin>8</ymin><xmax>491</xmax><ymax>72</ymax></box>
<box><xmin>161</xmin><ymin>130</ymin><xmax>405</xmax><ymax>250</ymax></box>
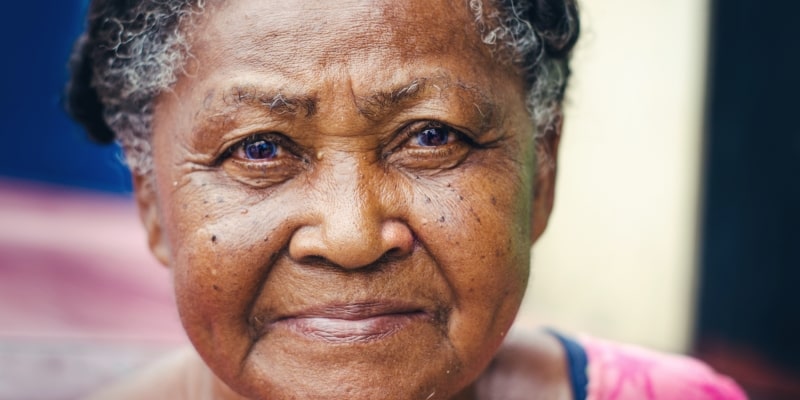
<box><xmin>288</xmin><ymin>159</ymin><xmax>414</xmax><ymax>270</ymax></box>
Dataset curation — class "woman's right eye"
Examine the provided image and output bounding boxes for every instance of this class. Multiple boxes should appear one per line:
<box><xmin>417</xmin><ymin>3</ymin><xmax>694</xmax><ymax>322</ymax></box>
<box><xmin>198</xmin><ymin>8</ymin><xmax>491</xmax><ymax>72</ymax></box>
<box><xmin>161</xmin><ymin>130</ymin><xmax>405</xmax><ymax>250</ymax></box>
<box><xmin>218</xmin><ymin>133</ymin><xmax>305</xmax><ymax>188</ymax></box>
<box><xmin>242</xmin><ymin>138</ymin><xmax>279</xmax><ymax>160</ymax></box>
<box><xmin>414</xmin><ymin>124</ymin><xmax>454</xmax><ymax>147</ymax></box>
<box><xmin>229</xmin><ymin>135</ymin><xmax>282</xmax><ymax>162</ymax></box>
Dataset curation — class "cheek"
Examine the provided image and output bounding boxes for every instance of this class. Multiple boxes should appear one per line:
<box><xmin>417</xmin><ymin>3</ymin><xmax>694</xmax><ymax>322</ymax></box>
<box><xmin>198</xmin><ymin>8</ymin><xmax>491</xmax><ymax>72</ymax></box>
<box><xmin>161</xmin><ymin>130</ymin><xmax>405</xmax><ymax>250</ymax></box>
<box><xmin>163</xmin><ymin>182</ymin><xmax>293</xmax><ymax>371</ymax></box>
<box><xmin>409</xmin><ymin>159</ymin><xmax>533</xmax><ymax>354</ymax></box>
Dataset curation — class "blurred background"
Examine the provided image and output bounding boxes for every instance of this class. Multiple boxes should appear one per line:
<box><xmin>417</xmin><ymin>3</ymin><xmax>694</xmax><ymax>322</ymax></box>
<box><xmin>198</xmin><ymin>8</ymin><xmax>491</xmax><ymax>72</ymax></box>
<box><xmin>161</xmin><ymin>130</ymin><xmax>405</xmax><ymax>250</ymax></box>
<box><xmin>0</xmin><ymin>0</ymin><xmax>798</xmax><ymax>399</ymax></box>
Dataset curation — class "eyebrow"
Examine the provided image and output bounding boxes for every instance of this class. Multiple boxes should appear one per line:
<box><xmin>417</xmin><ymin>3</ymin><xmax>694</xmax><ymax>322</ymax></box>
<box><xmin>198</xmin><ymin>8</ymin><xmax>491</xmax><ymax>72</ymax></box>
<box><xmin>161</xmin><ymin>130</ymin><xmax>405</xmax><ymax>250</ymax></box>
<box><xmin>356</xmin><ymin>78</ymin><xmax>429</xmax><ymax>119</ymax></box>
<box><xmin>223</xmin><ymin>85</ymin><xmax>317</xmax><ymax>117</ymax></box>
<box><xmin>221</xmin><ymin>79</ymin><xmax>430</xmax><ymax>120</ymax></box>
<box><xmin>215</xmin><ymin>77</ymin><xmax>498</xmax><ymax>130</ymax></box>
<box><xmin>357</xmin><ymin>78</ymin><xmax>498</xmax><ymax>131</ymax></box>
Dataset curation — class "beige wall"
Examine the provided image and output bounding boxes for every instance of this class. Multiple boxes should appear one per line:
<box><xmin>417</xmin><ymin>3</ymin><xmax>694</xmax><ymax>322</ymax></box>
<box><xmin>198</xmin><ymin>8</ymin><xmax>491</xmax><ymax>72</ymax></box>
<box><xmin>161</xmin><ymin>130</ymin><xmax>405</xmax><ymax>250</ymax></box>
<box><xmin>519</xmin><ymin>0</ymin><xmax>710</xmax><ymax>352</ymax></box>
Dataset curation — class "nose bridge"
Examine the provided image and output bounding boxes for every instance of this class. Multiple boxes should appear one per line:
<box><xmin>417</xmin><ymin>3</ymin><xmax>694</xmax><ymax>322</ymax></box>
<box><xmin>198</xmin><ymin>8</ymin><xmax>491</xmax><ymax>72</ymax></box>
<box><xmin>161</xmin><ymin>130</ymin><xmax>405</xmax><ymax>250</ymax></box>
<box><xmin>323</xmin><ymin>155</ymin><xmax>382</xmax><ymax>245</ymax></box>
<box><xmin>289</xmin><ymin>152</ymin><xmax>412</xmax><ymax>269</ymax></box>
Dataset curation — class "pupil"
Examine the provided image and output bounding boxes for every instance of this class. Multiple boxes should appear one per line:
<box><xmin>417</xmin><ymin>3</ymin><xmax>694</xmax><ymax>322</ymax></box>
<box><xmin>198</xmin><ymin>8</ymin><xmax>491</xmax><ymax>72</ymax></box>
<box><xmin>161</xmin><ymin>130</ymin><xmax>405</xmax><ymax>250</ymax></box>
<box><xmin>244</xmin><ymin>140</ymin><xmax>277</xmax><ymax>160</ymax></box>
<box><xmin>418</xmin><ymin>127</ymin><xmax>449</xmax><ymax>147</ymax></box>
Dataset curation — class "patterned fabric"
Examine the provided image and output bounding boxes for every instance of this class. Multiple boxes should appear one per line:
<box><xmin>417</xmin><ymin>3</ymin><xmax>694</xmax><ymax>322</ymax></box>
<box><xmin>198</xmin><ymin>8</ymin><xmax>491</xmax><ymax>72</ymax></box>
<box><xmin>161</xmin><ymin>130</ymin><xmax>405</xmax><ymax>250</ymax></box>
<box><xmin>579</xmin><ymin>335</ymin><xmax>748</xmax><ymax>400</ymax></box>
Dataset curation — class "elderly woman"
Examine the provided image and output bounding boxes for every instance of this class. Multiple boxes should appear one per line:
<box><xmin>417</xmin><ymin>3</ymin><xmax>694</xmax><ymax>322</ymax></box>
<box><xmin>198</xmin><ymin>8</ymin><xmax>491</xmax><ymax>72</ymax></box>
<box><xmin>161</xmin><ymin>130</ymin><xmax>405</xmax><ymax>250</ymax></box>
<box><xmin>67</xmin><ymin>0</ymin><xmax>746</xmax><ymax>399</ymax></box>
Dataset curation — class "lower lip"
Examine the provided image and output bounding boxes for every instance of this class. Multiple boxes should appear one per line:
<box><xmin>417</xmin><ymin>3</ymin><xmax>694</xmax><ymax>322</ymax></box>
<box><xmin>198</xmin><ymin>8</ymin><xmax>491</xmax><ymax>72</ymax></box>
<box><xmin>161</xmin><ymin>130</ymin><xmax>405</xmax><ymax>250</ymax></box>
<box><xmin>273</xmin><ymin>312</ymin><xmax>428</xmax><ymax>343</ymax></box>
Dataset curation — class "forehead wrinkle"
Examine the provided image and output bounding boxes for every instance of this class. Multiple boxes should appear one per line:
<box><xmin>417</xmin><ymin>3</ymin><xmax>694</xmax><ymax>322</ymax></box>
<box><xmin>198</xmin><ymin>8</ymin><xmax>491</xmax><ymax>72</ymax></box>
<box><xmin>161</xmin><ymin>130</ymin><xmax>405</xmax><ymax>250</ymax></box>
<box><xmin>201</xmin><ymin>1</ymin><xmax>393</xmax><ymax>72</ymax></box>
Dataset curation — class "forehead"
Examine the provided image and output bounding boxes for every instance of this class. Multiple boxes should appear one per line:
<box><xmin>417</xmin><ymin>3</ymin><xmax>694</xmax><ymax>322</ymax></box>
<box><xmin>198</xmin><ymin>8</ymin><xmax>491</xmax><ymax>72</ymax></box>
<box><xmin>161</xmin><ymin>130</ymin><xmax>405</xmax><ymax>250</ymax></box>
<box><xmin>186</xmin><ymin>0</ymin><xmax>512</xmax><ymax>85</ymax></box>
<box><xmin>161</xmin><ymin>0</ymin><xmax>529</xmax><ymax>143</ymax></box>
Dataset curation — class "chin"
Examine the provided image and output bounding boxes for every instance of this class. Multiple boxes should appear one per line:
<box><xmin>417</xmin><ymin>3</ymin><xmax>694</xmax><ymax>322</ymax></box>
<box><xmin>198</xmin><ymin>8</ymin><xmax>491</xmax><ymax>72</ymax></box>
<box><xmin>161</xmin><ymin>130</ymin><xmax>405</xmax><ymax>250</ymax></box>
<box><xmin>218</xmin><ymin>326</ymin><xmax>482</xmax><ymax>400</ymax></box>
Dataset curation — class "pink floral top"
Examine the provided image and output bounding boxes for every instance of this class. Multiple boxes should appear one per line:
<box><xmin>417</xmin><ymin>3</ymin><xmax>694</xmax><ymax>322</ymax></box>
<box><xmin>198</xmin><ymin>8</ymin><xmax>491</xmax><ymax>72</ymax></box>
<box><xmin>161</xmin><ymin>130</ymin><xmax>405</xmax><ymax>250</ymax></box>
<box><xmin>574</xmin><ymin>335</ymin><xmax>748</xmax><ymax>400</ymax></box>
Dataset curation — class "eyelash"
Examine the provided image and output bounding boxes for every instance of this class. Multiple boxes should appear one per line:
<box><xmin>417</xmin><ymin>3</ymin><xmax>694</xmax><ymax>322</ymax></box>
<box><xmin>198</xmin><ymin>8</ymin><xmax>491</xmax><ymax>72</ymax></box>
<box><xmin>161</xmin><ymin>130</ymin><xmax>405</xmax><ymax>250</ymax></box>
<box><xmin>402</xmin><ymin>121</ymin><xmax>477</xmax><ymax>149</ymax></box>
<box><xmin>220</xmin><ymin>133</ymin><xmax>290</xmax><ymax>164</ymax></box>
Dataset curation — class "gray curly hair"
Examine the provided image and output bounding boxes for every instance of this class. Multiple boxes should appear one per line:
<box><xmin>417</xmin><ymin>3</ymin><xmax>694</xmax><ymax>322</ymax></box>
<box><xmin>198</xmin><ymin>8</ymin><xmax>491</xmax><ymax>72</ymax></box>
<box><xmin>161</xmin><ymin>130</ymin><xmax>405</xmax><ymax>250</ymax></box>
<box><xmin>67</xmin><ymin>0</ymin><xmax>580</xmax><ymax>175</ymax></box>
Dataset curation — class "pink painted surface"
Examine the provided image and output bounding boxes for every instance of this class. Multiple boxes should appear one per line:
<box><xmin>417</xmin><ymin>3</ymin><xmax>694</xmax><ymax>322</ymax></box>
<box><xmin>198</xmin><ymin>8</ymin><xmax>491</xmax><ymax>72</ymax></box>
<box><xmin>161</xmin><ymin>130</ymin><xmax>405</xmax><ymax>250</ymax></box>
<box><xmin>582</xmin><ymin>335</ymin><xmax>748</xmax><ymax>400</ymax></box>
<box><xmin>0</xmin><ymin>179</ymin><xmax>186</xmax><ymax>399</ymax></box>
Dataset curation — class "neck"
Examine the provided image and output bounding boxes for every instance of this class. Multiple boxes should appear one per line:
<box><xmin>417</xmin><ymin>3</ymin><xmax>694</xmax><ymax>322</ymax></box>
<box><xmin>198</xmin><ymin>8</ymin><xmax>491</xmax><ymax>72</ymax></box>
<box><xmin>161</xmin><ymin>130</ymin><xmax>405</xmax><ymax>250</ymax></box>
<box><xmin>451</xmin><ymin>383</ymin><xmax>479</xmax><ymax>400</ymax></box>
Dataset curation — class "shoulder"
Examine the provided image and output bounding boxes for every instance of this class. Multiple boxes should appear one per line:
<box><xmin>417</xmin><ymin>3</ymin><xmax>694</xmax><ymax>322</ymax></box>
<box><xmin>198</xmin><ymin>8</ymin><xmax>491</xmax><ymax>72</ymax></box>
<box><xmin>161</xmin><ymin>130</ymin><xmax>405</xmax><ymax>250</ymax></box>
<box><xmin>83</xmin><ymin>346</ymin><xmax>213</xmax><ymax>400</ymax></box>
<box><xmin>476</xmin><ymin>329</ymin><xmax>574</xmax><ymax>399</ymax></box>
<box><xmin>578</xmin><ymin>335</ymin><xmax>748</xmax><ymax>400</ymax></box>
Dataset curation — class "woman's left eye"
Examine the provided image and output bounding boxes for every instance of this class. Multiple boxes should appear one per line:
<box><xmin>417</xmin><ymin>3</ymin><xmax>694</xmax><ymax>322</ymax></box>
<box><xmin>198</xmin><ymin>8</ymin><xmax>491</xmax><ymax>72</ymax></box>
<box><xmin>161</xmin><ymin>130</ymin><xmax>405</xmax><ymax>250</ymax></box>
<box><xmin>411</xmin><ymin>123</ymin><xmax>460</xmax><ymax>147</ymax></box>
<box><xmin>389</xmin><ymin>121</ymin><xmax>474</xmax><ymax>169</ymax></box>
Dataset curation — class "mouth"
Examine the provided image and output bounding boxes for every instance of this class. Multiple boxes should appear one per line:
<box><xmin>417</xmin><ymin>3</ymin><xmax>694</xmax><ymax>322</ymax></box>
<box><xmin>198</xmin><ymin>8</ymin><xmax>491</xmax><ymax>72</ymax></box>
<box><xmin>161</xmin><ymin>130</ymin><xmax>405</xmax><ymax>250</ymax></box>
<box><xmin>264</xmin><ymin>302</ymin><xmax>433</xmax><ymax>344</ymax></box>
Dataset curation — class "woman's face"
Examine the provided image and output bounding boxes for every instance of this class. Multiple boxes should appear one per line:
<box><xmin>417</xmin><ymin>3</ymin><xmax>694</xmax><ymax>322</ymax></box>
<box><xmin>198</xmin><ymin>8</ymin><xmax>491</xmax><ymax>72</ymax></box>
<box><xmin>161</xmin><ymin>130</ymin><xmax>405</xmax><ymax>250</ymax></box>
<box><xmin>140</xmin><ymin>0</ymin><xmax>551</xmax><ymax>398</ymax></box>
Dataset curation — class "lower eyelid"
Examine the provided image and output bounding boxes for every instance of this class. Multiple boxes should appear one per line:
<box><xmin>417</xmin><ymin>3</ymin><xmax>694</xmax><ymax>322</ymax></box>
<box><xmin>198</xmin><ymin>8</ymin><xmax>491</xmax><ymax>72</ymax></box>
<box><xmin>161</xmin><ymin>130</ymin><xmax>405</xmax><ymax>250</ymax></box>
<box><xmin>406</xmin><ymin>142</ymin><xmax>461</xmax><ymax>157</ymax></box>
<box><xmin>222</xmin><ymin>162</ymin><xmax>299</xmax><ymax>188</ymax></box>
<box><xmin>224</xmin><ymin>157</ymin><xmax>305</xmax><ymax>183</ymax></box>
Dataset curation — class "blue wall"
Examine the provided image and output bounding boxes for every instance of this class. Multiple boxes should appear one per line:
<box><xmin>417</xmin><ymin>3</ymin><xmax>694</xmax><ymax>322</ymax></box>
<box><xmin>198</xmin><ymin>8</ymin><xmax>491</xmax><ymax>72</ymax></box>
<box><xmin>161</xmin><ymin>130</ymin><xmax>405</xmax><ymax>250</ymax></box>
<box><xmin>0</xmin><ymin>1</ymin><xmax>132</xmax><ymax>193</ymax></box>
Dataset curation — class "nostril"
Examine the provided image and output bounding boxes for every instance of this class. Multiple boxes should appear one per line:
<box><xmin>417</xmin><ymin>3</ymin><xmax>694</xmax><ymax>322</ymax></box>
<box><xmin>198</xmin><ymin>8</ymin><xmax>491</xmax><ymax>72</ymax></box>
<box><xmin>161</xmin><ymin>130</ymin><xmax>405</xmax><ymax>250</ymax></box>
<box><xmin>375</xmin><ymin>246</ymin><xmax>413</xmax><ymax>265</ymax></box>
<box><xmin>388</xmin><ymin>237</ymin><xmax>417</xmax><ymax>257</ymax></box>
<box><xmin>386</xmin><ymin>247</ymin><xmax>405</xmax><ymax>260</ymax></box>
<box><xmin>298</xmin><ymin>255</ymin><xmax>331</xmax><ymax>267</ymax></box>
